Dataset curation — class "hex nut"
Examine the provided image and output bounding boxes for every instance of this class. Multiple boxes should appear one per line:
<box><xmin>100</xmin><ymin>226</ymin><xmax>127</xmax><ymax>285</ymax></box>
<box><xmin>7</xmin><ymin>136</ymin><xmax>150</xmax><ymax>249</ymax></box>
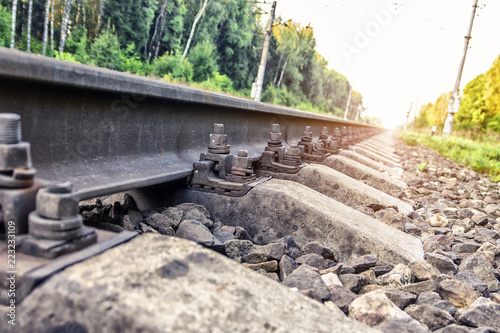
<box><xmin>0</xmin><ymin>142</ymin><xmax>31</xmax><ymax>171</ymax></box>
<box><xmin>36</xmin><ymin>188</ymin><xmax>79</xmax><ymax>220</ymax></box>
<box><xmin>29</xmin><ymin>211</ymin><xmax>82</xmax><ymax>231</ymax></box>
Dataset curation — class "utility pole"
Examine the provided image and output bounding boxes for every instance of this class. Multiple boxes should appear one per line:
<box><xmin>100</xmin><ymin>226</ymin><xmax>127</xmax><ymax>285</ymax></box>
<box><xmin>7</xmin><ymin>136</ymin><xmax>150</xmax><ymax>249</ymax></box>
<box><xmin>343</xmin><ymin>83</ymin><xmax>352</xmax><ymax>120</ymax></box>
<box><xmin>251</xmin><ymin>1</ymin><xmax>277</xmax><ymax>102</ymax></box>
<box><xmin>443</xmin><ymin>0</ymin><xmax>479</xmax><ymax>136</ymax></box>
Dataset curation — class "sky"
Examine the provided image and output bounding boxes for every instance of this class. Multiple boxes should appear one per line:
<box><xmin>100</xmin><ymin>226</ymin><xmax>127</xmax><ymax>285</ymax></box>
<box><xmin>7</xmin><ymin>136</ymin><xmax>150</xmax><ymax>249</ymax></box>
<box><xmin>266</xmin><ymin>0</ymin><xmax>500</xmax><ymax>129</ymax></box>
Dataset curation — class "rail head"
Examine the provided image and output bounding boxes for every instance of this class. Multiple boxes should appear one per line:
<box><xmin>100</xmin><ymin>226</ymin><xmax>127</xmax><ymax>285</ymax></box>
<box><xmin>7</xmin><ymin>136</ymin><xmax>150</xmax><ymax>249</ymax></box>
<box><xmin>0</xmin><ymin>47</ymin><xmax>367</xmax><ymax>126</ymax></box>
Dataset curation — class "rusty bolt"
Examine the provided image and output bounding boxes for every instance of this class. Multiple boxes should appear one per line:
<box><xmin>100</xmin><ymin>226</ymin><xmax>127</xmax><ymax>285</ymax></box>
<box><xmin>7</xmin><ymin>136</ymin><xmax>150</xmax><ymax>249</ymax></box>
<box><xmin>0</xmin><ymin>113</ymin><xmax>21</xmax><ymax>144</ymax></box>
<box><xmin>269</xmin><ymin>124</ymin><xmax>282</xmax><ymax>141</ymax></box>
<box><xmin>36</xmin><ymin>183</ymin><xmax>79</xmax><ymax>220</ymax></box>
<box><xmin>208</xmin><ymin>123</ymin><xmax>230</xmax><ymax>154</ymax></box>
<box><xmin>237</xmin><ymin>150</ymin><xmax>248</xmax><ymax>157</ymax></box>
<box><xmin>287</xmin><ymin>144</ymin><xmax>300</xmax><ymax>157</ymax></box>
<box><xmin>303</xmin><ymin>126</ymin><xmax>312</xmax><ymax>138</ymax></box>
<box><xmin>0</xmin><ymin>113</ymin><xmax>32</xmax><ymax>171</ymax></box>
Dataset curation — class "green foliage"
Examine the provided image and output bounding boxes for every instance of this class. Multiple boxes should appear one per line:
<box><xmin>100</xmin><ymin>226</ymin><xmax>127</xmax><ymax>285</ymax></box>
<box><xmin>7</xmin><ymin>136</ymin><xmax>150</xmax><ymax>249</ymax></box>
<box><xmin>213</xmin><ymin>0</ymin><xmax>254</xmax><ymax>90</ymax></box>
<box><xmin>262</xmin><ymin>84</ymin><xmax>302</xmax><ymax>107</ymax></box>
<box><xmin>103</xmin><ymin>0</ymin><xmax>157</xmax><ymax>53</ymax></box>
<box><xmin>194</xmin><ymin>72</ymin><xmax>235</xmax><ymax>94</ymax></box>
<box><xmin>417</xmin><ymin>162</ymin><xmax>428</xmax><ymax>172</ymax></box>
<box><xmin>153</xmin><ymin>52</ymin><xmax>193</xmax><ymax>81</ymax></box>
<box><xmin>65</xmin><ymin>27</ymin><xmax>90</xmax><ymax>63</ymax></box>
<box><xmin>54</xmin><ymin>51</ymin><xmax>79</xmax><ymax>63</ymax></box>
<box><xmin>407</xmin><ymin>132</ymin><xmax>500</xmax><ymax>182</ymax></box>
<box><xmin>0</xmin><ymin>5</ymin><xmax>10</xmax><ymax>47</ymax></box>
<box><xmin>158</xmin><ymin>0</ymin><xmax>187</xmax><ymax>55</ymax></box>
<box><xmin>399</xmin><ymin>132</ymin><xmax>418</xmax><ymax>146</ymax></box>
<box><xmin>119</xmin><ymin>43</ymin><xmax>143</xmax><ymax>74</ymax></box>
<box><xmin>188</xmin><ymin>40</ymin><xmax>217</xmax><ymax>82</ymax></box>
<box><xmin>89</xmin><ymin>28</ymin><xmax>122</xmax><ymax>70</ymax></box>
<box><xmin>414</xmin><ymin>93</ymin><xmax>450</xmax><ymax>130</ymax></box>
<box><xmin>485</xmin><ymin>54</ymin><xmax>500</xmax><ymax>116</ymax></box>
<box><xmin>2</xmin><ymin>0</ymin><xmax>364</xmax><ymax>120</ymax></box>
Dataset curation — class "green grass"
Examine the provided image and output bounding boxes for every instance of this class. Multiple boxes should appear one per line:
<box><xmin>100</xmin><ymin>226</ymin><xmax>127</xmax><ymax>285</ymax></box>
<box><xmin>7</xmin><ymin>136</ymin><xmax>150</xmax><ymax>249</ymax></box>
<box><xmin>400</xmin><ymin>132</ymin><xmax>500</xmax><ymax>182</ymax></box>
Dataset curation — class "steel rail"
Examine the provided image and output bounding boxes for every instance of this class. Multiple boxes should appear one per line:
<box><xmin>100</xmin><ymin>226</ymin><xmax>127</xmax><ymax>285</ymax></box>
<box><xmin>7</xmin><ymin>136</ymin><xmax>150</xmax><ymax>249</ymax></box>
<box><xmin>0</xmin><ymin>48</ymin><xmax>375</xmax><ymax>199</ymax></box>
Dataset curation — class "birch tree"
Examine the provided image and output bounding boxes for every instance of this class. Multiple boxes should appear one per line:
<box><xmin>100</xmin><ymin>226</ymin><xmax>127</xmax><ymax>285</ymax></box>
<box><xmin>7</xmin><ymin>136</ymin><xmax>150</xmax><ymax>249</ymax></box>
<box><xmin>10</xmin><ymin>0</ymin><xmax>18</xmax><ymax>48</ymax></box>
<box><xmin>42</xmin><ymin>0</ymin><xmax>51</xmax><ymax>55</ymax></box>
<box><xmin>147</xmin><ymin>0</ymin><xmax>168</xmax><ymax>62</ymax></box>
<box><xmin>99</xmin><ymin>0</ymin><xmax>105</xmax><ymax>28</ymax></box>
<box><xmin>60</xmin><ymin>0</ymin><xmax>76</xmax><ymax>53</ymax></box>
<box><xmin>27</xmin><ymin>0</ymin><xmax>33</xmax><ymax>52</ymax></box>
<box><xmin>50</xmin><ymin>0</ymin><xmax>54</xmax><ymax>55</ymax></box>
<box><xmin>180</xmin><ymin>0</ymin><xmax>210</xmax><ymax>62</ymax></box>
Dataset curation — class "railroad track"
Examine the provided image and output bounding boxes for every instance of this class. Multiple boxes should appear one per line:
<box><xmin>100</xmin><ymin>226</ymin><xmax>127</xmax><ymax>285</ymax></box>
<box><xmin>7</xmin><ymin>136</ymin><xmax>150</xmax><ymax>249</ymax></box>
<box><xmin>1</xmin><ymin>48</ymin><xmax>497</xmax><ymax>333</ymax></box>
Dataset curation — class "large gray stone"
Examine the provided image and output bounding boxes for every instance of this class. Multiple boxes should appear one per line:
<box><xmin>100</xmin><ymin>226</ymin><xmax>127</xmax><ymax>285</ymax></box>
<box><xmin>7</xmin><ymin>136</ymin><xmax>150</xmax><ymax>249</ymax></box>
<box><xmin>438</xmin><ymin>279</ymin><xmax>480</xmax><ymax>308</ymax></box>
<box><xmin>328</xmin><ymin>284</ymin><xmax>359</xmax><ymax>314</ymax></box>
<box><xmin>425</xmin><ymin>253</ymin><xmax>458</xmax><ymax>275</ymax></box>
<box><xmin>410</xmin><ymin>261</ymin><xmax>440</xmax><ymax>281</ymax></box>
<box><xmin>376</xmin><ymin>263</ymin><xmax>414</xmax><ymax>287</ymax></box>
<box><xmin>382</xmin><ymin>286</ymin><xmax>417</xmax><ymax>310</ymax></box>
<box><xmin>452</xmin><ymin>271</ymin><xmax>488</xmax><ymax>295</ymax></box>
<box><xmin>4</xmin><ymin>235</ymin><xmax>378</xmax><ymax>332</ymax></box>
<box><xmin>167</xmin><ymin>179</ymin><xmax>424</xmax><ymax>263</ymax></box>
<box><xmin>404</xmin><ymin>304</ymin><xmax>457</xmax><ymax>331</ymax></box>
<box><xmin>282</xmin><ymin>265</ymin><xmax>331</xmax><ymax>301</ymax></box>
<box><xmin>242</xmin><ymin>242</ymin><xmax>286</xmax><ymax>264</ymax></box>
<box><xmin>176</xmin><ymin>220</ymin><xmax>222</xmax><ymax>248</ymax></box>
<box><xmin>342</xmin><ymin>255</ymin><xmax>377</xmax><ymax>273</ymax></box>
<box><xmin>456</xmin><ymin>297</ymin><xmax>500</xmax><ymax>330</ymax></box>
<box><xmin>348</xmin><ymin>289</ymin><xmax>426</xmax><ymax>330</ymax></box>
<box><xmin>323</xmin><ymin>155</ymin><xmax>407</xmax><ymax>195</ymax></box>
<box><xmin>459</xmin><ymin>253</ymin><xmax>500</xmax><ymax>292</ymax></box>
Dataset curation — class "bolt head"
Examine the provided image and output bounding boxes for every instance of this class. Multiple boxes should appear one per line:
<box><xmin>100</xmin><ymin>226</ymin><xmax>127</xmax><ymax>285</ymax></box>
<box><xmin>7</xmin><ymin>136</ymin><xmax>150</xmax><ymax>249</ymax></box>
<box><xmin>36</xmin><ymin>188</ymin><xmax>79</xmax><ymax>220</ymax></box>
<box><xmin>213</xmin><ymin>123</ymin><xmax>224</xmax><ymax>134</ymax></box>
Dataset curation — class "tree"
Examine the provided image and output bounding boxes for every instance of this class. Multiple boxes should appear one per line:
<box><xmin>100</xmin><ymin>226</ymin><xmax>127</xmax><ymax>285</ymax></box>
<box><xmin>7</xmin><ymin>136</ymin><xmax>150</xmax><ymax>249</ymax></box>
<box><xmin>180</xmin><ymin>0</ymin><xmax>209</xmax><ymax>61</ymax></box>
<box><xmin>0</xmin><ymin>4</ymin><xmax>11</xmax><ymax>47</ymax></box>
<box><xmin>103</xmin><ymin>0</ymin><xmax>157</xmax><ymax>54</ymax></box>
<box><xmin>455</xmin><ymin>74</ymin><xmax>488</xmax><ymax>130</ymax></box>
<box><xmin>10</xmin><ymin>0</ymin><xmax>17</xmax><ymax>48</ymax></box>
<box><xmin>188</xmin><ymin>40</ymin><xmax>217</xmax><ymax>82</ymax></box>
<box><xmin>90</xmin><ymin>27</ymin><xmax>121</xmax><ymax>70</ymax></box>
<box><xmin>484</xmin><ymin>54</ymin><xmax>500</xmax><ymax>117</ymax></box>
<box><xmin>214</xmin><ymin>0</ymin><xmax>254</xmax><ymax>90</ymax></box>
<box><xmin>147</xmin><ymin>0</ymin><xmax>168</xmax><ymax>62</ymax></box>
<box><xmin>42</xmin><ymin>0</ymin><xmax>51</xmax><ymax>55</ymax></box>
<box><xmin>60</xmin><ymin>0</ymin><xmax>76</xmax><ymax>53</ymax></box>
<box><xmin>27</xmin><ymin>0</ymin><xmax>33</xmax><ymax>51</ymax></box>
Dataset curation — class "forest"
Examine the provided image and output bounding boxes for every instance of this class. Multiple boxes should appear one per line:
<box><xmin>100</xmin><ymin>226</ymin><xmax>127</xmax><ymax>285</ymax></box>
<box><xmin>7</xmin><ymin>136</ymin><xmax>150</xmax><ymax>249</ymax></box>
<box><xmin>413</xmin><ymin>53</ymin><xmax>500</xmax><ymax>139</ymax></box>
<box><xmin>0</xmin><ymin>0</ymin><xmax>366</xmax><ymax>121</ymax></box>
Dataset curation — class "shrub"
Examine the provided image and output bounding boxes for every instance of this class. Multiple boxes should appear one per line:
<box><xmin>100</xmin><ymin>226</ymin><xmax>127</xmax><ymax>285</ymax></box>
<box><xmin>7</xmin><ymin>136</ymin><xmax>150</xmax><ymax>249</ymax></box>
<box><xmin>188</xmin><ymin>40</ymin><xmax>217</xmax><ymax>82</ymax></box>
<box><xmin>90</xmin><ymin>28</ymin><xmax>122</xmax><ymax>70</ymax></box>
<box><xmin>153</xmin><ymin>53</ymin><xmax>193</xmax><ymax>81</ymax></box>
